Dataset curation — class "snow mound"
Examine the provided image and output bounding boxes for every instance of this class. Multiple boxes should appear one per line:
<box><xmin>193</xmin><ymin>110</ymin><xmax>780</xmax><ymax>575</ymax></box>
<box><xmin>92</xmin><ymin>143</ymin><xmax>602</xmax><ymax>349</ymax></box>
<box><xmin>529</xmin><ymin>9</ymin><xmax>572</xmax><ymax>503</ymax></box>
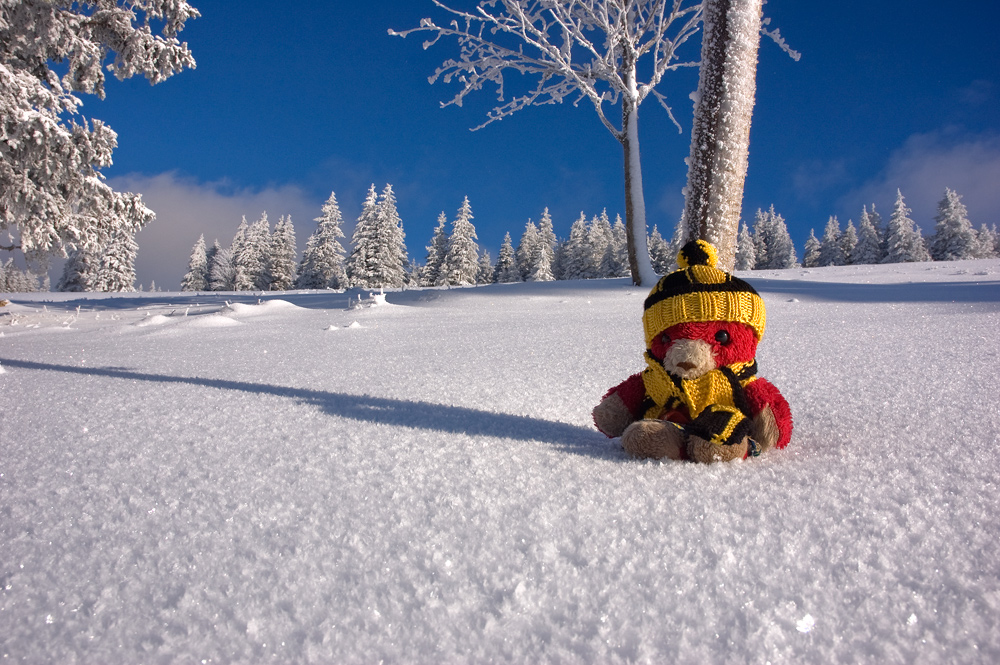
<box><xmin>178</xmin><ymin>314</ymin><xmax>242</xmax><ymax>328</ymax></box>
<box><xmin>133</xmin><ymin>314</ymin><xmax>172</xmax><ymax>327</ymax></box>
<box><xmin>220</xmin><ymin>299</ymin><xmax>302</xmax><ymax>317</ymax></box>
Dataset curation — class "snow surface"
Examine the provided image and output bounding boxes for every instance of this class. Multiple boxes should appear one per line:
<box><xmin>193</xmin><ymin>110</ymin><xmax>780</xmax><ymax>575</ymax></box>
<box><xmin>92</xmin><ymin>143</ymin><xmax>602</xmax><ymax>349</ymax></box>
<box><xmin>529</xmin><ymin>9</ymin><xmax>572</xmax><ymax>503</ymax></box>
<box><xmin>2</xmin><ymin>260</ymin><xmax>1000</xmax><ymax>663</ymax></box>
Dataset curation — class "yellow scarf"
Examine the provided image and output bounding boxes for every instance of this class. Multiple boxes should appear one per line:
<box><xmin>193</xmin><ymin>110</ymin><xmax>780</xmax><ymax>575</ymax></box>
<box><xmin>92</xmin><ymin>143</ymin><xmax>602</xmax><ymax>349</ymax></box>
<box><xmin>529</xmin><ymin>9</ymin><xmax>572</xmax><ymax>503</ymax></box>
<box><xmin>641</xmin><ymin>353</ymin><xmax>757</xmax><ymax>422</ymax></box>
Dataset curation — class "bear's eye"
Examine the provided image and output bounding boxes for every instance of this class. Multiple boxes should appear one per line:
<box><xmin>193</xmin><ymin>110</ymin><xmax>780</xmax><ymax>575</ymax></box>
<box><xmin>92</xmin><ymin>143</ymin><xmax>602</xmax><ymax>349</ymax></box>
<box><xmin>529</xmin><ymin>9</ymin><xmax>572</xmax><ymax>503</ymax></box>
<box><xmin>714</xmin><ymin>330</ymin><xmax>731</xmax><ymax>345</ymax></box>
<box><xmin>660</xmin><ymin>333</ymin><xmax>671</xmax><ymax>346</ymax></box>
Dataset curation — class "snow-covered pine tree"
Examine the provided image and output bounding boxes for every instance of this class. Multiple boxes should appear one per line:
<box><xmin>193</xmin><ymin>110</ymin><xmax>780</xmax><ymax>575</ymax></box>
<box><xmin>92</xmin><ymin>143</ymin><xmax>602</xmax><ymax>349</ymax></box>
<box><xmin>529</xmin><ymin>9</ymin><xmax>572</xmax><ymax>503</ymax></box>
<box><xmin>852</xmin><ymin>208</ymin><xmax>883</xmax><ymax>264</ymax></box>
<box><xmin>601</xmin><ymin>215</ymin><xmax>629</xmax><ymax>277</ymax></box>
<box><xmin>973</xmin><ymin>224</ymin><xmax>997</xmax><ymax>259</ymax></box>
<box><xmin>752</xmin><ymin>205</ymin><xmax>797</xmax><ymax>269</ymax></box>
<box><xmin>516</xmin><ymin>221</ymin><xmax>541</xmax><ymax>281</ymax></box>
<box><xmin>204</xmin><ymin>240</ymin><xmax>220</xmax><ymax>287</ymax></box>
<box><xmin>883</xmin><ymin>190</ymin><xmax>930</xmax><ymax>264</ymax></box>
<box><xmin>802</xmin><ymin>229</ymin><xmax>821</xmax><ymax>268</ymax></box>
<box><xmin>1</xmin><ymin>259</ymin><xmax>41</xmax><ymax>292</ymax></box>
<box><xmin>209</xmin><ymin>246</ymin><xmax>235</xmax><ymax>291</ymax></box>
<box><xmin>526</xmin><ymin>242</ymin><xmax>555</xmax><ymax>282</ymax></box>
<box><xmin>840</xmin><ymin>220</ymin><xmax>858</xmax><ymax>264</ymax></box>
<box><xmin>647</xmin><ymin>225</ymin><xmax>673</xmax><ymax>275</ymax></box>
<box><xmin>233</xmin><ymin>213</ymin><xmax>270</xmax><ymax>291</ymax></box>
<box><xmin>560</xmin><ymin>214</ymin><xmax>591</xmax><ymax>280</ymax></box>
<box><xmin>57</xmin><ymin>247</ymin><xmax>98</xmax><ymax>292</ymax></box>
<box><xmin>734</xmin><ymin>221</ymin><xmax>756</xmax><ymax>270</ymax></box>
<box><xmin>0</xmin><ymin>0</ymin><xmax>197</xmax><ymax>263</ymax></box>
<box><xmin>494</xmin><ymin>232</ymin><xmax>520</xmax><ymax>283</ymax></box>
<box><xmin>297</xmin><ymin>192</ymin><xmax>348</xmax><ymax>290</ymax></box>
<box><xmin>477</xmin><ymin>250</ymin><xmax>494</xmax><ymax>284</ymax></box>
<box><xmin>347</xmin><ymin>184</ymin><xmax>408</xmax><ymax>289</ymax></box>
<box><xmin>442</xmin><ymin>197</ymin><xmax>480</xmax><ymax>286</ymax></box>
<box><xmin>588</xmin><ymin>210</ymin><xmax>614</xmax><ymax>278</ymax></box>
<box><xmin>421</xmin><ymin>212</ymin><xmax>450</xmax><ymax>287</ymax></box>
<box><xmin>92</xmin><ymin>228</ymin><xmax>138</xmax><ymax>292</ymax></box>
<box><xmin>267</xmin><ymin>215</ymin><xmax>297</xmax><ymax>291</ymax></box>
<box><xmin>818</xmin><ymin>216</ymin><xmax>845</xmax><ymax>267</ymax></box>
<box><xmin>929</xmin><ymin>188</ymin><xmax>976</xmax><ymax>261</ymax></box>
<box><xmin>535</xmin><ymin>208</ymin><xmax>558</xmax><ymax>280</ymax></box>
<box><xmin>181</xmin><ymin>234</ymin><xmax>209</xmax><ymax>291</ymax></box>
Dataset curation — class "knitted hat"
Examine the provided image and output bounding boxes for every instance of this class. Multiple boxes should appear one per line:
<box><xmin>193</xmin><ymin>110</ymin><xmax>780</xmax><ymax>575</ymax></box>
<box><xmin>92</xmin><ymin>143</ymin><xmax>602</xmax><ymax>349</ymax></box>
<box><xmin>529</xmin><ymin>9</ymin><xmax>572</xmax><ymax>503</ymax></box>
<box><xmin>642</xmin><ymin>239</ymin><xmax>766</xmax><ymax>347</ymax></box>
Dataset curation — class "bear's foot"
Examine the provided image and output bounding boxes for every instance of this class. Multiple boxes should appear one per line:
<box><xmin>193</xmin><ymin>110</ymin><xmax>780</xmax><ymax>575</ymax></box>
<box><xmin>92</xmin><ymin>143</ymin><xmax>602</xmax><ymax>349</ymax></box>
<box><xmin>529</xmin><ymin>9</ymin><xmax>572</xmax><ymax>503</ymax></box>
<box><xmin>621</xmin><ymin>419</ymin><xmax>686</xmax><ymax>460</ymax></box>
<box><xmin>687</xmin><ymin>434</ymin><xmax>749</xmax><ymax>464</ymax></box>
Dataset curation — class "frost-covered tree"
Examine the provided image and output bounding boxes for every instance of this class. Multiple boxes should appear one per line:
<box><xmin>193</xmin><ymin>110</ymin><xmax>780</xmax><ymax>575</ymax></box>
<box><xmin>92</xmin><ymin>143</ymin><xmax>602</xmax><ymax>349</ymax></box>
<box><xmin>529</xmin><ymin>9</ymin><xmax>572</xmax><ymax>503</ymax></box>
<box><xmin>973</xmin><ymin>224</ymin><xmax>997</xmax><ymax>259</ymax></box>
<box><xmin>601</xmin><ymin>214</ymin><xmax>630</xmax><ymax>277</ymax></box>
<box><xmin>181</xmin><ymin>234</ymin><xmax>209</xmax><ymax>291</ymax></box>
<box><xmin>1</xmin><ymin>0</ymin><xmax>198</xmax><ymax>262</ymax></box>
<box><xmin>818</xmin><ymin>216</ymin><xmax>845</xmax><ymax>267</ymax></box>
<box><xmin>442</xmin><ymin>196</ymin><xmax>480</xmax><ymax>286</ymax></box>
<box><xmin>493</xmin><ymin>232</ymin><xmax>520</xmax><ymax>283</ymax></box>
<box><xmin>57</xmin><ymin>247</ymin><xmax>97</xmax><ymax>292</ymax></box>
<box><xmin>204</xmin><ymin>239</ymin><xmax>220</xmax><ymax>287</ymax></box>
<box><xmin>297</xmin><ymin>192</ymin><xmax>347</xmax><ymax>290</ymax></box>
<box><xmin>421</xmin><ymin>212</ymin><xmax>450</xmax><ymax>287</ymax></box>
<box><xmin>392</xmin><ymin>1</ymin><xmax>710</xmax><ymax>286</ymax></box>
<box><xmin>852</xmin><ymin>208</ymin><xmax>883</xmax><ymax>265</ymax></box>
<box><xmin>929</xmin><ymin>188</ymin><xmax>976</xmax><ymax>261</ymax></box>
<box><xmin>734</xmin><ymin>221</ymin><xmax>756</xmax><ymax>270</ymax></box>
<box><xmin>516</xmin><ymin>220</ymin><xmax>541</xmax><ymax>281</ymax></box>
<box><xmin>840</xmin><ymin>220</ymin><xmax>858</xmax><ymax>265</ymax></box>
<box><xmin>752</xmin><ymin>206</ymin><xmax>796</xmax><ymax>269</ymax></box>
<box><xmin>233</xmin><ymin>213</ymin><xmax>270</xmax><ymax>291</ymax></box>
<box><xmin>801</xmin><ymin>229</ymin><xmax>821</xmax><ymax>268</ymax></box>
<box><xmin>267</xmin><ymin>215</ymin><xmax>297</xmax><ymax>291</ymax></box>
<box><xmin>209</xmin><ymin>246</ymin><xmax>235</xmax><ymax>291</ymax></box>
<box><xmin>647</xmin><ymin>224</ymin><xmax>673</xmax><ymax>274</ymax></box>
<box><xmin>680</xmin><ymin>0</ymin><xmax>796</xmax><ymax>270</ymax></box>
<box><xmin>559</xmin><ymin>214</ymin><xmax>591</xmax><ymax>280</ymax></box>
<box><xmin>587</xmin><ymin>210</ymin><xmax>614</xmax><ymax>278</ymax></box>
<box><xmin>92</xmin><ymin>227</ymin><xmax>138</xmax><ymax>291</ymax></box>
<box><xmin>1</xmin><ymin>258</ymin><xmax>42</xmax><ymax>292</ymax></box>
<box><xmin>477</xmin><ymin>250</ymin><xmax>494</xmax><ymax>284</ymax></box>
<box><xmin>535</xmin><ymin>208</ymin><xmax>558</xmax><ymax>279</ymax></box>
<box><xmin>883</xmin><ymin>190</ymin><xmax>930</xmax><ymax>264</ymax></box>
<box><xmin>347</xmin><ymin>184</ymin><xmax>408</xmax><ymax>289</ymax></box>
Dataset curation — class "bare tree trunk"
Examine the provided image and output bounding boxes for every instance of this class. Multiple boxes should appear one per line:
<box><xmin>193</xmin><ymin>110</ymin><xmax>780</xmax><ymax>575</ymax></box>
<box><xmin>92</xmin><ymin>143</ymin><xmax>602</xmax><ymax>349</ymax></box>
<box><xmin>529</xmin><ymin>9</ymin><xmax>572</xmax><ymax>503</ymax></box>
<box><xmin>621</xmin><ymin>63</ymin><xmax>659</xmax><ymax>287</ymax></box>
<box><xmin>680</xmin><ymin>0</ymin><xmax>763</xmax><ymax>271</ymax></box>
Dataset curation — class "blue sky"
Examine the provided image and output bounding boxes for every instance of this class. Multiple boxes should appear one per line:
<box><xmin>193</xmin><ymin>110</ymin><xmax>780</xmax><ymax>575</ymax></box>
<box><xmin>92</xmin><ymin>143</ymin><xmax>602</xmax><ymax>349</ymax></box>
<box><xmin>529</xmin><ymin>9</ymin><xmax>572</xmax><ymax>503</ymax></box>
<box><xmin>91</xmin><ymin>0</ymin><xmax>1000</xmax><ymax>288</ymax></box>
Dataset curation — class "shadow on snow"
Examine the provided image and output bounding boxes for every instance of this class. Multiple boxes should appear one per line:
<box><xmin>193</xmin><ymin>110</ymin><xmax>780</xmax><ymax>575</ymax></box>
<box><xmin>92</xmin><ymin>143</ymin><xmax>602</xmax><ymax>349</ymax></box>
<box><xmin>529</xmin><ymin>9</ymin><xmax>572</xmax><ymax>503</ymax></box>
<box><xmin>1</xmin><ymin>358</ymin><xmax>619</xmax><ymax>460</ymax></box>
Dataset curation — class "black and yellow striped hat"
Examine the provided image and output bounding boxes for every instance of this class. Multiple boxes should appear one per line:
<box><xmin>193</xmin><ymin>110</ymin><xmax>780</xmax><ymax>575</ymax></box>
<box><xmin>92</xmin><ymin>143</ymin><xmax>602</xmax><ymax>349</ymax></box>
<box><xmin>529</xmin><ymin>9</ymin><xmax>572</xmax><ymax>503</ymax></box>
<box><xmin>642</xmin><ymin>240</ymin><xmax>766</xmax><ymax>347</ymax></box>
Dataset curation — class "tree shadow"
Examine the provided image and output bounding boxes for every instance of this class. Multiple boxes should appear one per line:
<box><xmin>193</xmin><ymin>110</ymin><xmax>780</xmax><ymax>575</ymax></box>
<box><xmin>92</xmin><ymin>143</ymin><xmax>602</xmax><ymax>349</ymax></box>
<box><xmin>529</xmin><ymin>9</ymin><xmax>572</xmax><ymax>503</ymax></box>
<box><xmin>1</xmin><ymin>358</ymin><xmax>621</xmax><ymax>460</ymax></box>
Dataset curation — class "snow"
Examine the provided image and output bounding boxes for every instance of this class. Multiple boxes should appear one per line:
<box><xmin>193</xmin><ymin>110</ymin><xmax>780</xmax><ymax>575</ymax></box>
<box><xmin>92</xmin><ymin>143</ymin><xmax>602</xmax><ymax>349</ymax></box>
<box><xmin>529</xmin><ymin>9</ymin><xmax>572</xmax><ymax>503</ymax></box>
<box><xmin>2</xmin><ymin>260</ymin><xmax>1000</xmax><ymax>663</ymax></box>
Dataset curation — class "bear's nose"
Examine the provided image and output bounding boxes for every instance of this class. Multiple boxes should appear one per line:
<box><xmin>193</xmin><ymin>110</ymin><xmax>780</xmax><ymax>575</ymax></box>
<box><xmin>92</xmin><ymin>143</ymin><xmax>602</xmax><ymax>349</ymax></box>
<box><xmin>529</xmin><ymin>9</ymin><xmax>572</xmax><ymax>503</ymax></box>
<box><xmin>676</xmin><ymin>361</ymin><xmax>696</xmax><ymax>371</ymax></box>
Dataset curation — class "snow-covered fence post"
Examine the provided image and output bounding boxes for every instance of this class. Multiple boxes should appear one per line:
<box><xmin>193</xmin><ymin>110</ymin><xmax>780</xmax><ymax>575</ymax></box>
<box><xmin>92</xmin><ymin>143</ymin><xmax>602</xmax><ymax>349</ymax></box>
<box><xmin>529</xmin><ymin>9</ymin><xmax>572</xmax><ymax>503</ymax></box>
<box><xmin>680</xmin><ymin>0</ymin><xmax>763</xmax><ymax>271</ymax></box>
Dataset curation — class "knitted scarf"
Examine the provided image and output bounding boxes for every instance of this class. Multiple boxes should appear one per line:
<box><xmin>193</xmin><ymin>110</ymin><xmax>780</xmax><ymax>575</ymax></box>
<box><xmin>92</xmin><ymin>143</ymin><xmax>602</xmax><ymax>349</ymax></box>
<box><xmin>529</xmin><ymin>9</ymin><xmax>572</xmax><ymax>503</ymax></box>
<box><xmin>641</xmin><ymin>352</ymin><xmax>758</xmax><ymax>447</ymax></box>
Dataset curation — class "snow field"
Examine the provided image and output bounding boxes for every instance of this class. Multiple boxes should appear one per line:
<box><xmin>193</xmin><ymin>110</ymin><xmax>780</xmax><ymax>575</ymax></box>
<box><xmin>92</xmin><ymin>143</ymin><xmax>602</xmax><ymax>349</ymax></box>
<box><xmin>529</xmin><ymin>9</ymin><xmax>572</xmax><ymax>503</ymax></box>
<box><xmin>2</xmin><ymin>261</ymin><xmax>1000</xmax><ymax>663</ymax></box>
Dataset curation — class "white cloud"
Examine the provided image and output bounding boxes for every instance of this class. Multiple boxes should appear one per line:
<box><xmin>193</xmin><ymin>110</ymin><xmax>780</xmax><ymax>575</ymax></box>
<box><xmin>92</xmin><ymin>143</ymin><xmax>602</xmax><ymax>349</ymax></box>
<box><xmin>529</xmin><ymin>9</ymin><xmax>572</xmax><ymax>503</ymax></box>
<box><xmin>839</xmin><ymin>130</ymin><xmax>1000</xmax><ymax>232</ymax></box>
<box><xmin>108</xmin><ymin>172</ymin><xmax>322</xmax><ymax>290</ymax></box>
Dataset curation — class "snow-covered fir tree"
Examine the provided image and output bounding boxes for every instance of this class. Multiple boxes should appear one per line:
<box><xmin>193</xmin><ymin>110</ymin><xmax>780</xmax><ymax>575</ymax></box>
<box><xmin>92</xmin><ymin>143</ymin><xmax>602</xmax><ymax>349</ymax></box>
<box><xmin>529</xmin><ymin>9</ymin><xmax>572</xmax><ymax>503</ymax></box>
<box><xmin>818</xmin><ymin>216</ymin><xmax>846</xmax><ymax>267</ymax></box>
<box><xmin>647</xmin><ymin>225</ymin><xmax>673</xmax><ymax>275</ymax></box>
<box><xmin>477</xmin><ymin>251</ymin><xmax>494</xmax><ymax>285</ymax></box>
<box><xmin>802</xmin><ymin>230</ymin><xmax>821</xmax><ymax>268</ymax></box>
<box><xmin>493</xmin><ymin>232</ymin><xmax>520</xmax><ymax>283</ymax></box>
<box><xmin>267</xmin><ymin>215</ymin><xmax>297</xmax><ymax>291</ymax></box>
<box><xmin>204</xmin><ymin>240</ymin><xmax>220</xmax><ymax>287</ymax></box>
<box><xmin>442</xmin><ymin>197</ymin><xmax>480</xmax><ymax>286</ymax></box>
<box><xmin>599</xmin><ymin>213</ymin><xmax>628</xmax><ymax>278</ymax></box>
<box><xmin>421</xmin><ymin>212</ymin><xmax>450</xmax><ymax>287</ymax></box>
<box><xmin>233</xmin><ymin>213</ymin><xmax>271</xmax><ymax>291</ymax></box>
<box><xmin>0</xmin><ymin>0</ymin><xmax>197</xmax><ymax>263</ymax></box>
<box><xmin>840</xmin><ymin>220</ymin><xmax>858</xmax><ymax>264</ymax></box>
<box><xmin>852</xmin><ymin>207</ymin><xmax>884</xmax><ymax>265</ymax></box>
<box><xmin>525</xmin><ymin>240</ymin><xmax>555</xmax><ymax>282</ymax></box>
<box><xmin>209</xmin><ymin>246</ymin><xmax>235</xmax><ymax>291</ymax></box>
<box><xmin>588</xmin><ymin>210</ymin><xmax>613</xmax><ymax>278</ymax></box>
<box><xmin>752</xmin><ymin>206</ymin><xmax>797</xmax><ymax>269</ymax></box>
<box><xmin>929</xmin><ymin>188</ymin><xmax>976</xmax><ymax>261</ymax></box>
<box><xmin>534</xmin><ymin>208</ymin><xmax>558</xmax><ymax>281</ymax></box>
<box><xmin>734</xmin><ymin>222</ymin><xmax>756</xmax><ymax>270</ymax></box>
<box><xmin>1</xmin><ymin>259</ymin><xmax>42</xmax><ymax>292</ymax></box>
<box><xmin>296</xmin><ymin>192</ymin><xmax>348</xmax><ymax>290</ymax></box>
<box><xmin>58</xmin><ymin>248</ymin><xmax>97</xmax><ymax>292</ymax></box>
<box><xmin>973</xmin><ymin>224</ymin><xmax>998</xmax><ymax>259</ymax></box>
<box><xmin>516</xmin><ymin>221</ymin><xmax>541</xmax><ymax>281</ymax></box>
<box><xmin>347</xmin><ymin>184</ymin><xmax>408</xmax><ymax>288</ymax></box>
<box><xmin>181</xmin><ymin>235</ymin><xmax>209</xmax><ymax>291</ymax></box>
<box><xmin>560</xmin><ymin>214</ymin><xmax>591</xmax><ymax>280</ymax></box>
<box><xmin>92</xmin><ymin>228</ymin><xmax>138</xmax><ymax>292</ymax></box>
<box><xmin>883</xmin><ymin>190</ymin><xmax>930</xmax><ymax>263</ymax></box>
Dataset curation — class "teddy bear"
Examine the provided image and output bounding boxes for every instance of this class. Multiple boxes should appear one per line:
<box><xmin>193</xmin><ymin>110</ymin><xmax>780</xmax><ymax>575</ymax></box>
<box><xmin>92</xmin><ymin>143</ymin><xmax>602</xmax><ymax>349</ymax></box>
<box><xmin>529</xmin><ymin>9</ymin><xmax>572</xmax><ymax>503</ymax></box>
<box><xmin>593</xmin><ymin>240</ymin><xmax>792</xmax><ymax>463</ymax></box>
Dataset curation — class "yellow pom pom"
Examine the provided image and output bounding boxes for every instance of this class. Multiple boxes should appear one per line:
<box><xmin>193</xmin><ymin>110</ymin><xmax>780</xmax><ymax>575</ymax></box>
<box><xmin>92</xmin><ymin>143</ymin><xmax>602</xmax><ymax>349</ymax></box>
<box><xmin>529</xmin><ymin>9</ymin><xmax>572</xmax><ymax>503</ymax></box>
<box><xmin>676</xmin><ymin>240</ymin><xmax>718</xmax><ymax>269</ymax></box>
